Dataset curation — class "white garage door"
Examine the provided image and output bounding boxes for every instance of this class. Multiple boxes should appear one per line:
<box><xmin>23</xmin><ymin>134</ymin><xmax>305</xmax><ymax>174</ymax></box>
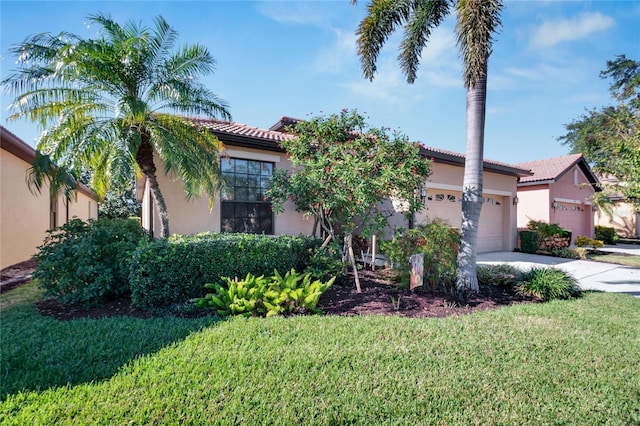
<box><xmin>478</xmin><ymin>196</ymin><xmax>505</xmax><ymax>253</ymax></box>
<box><xmin>418</xmin><ymin>190</ymin><xmax>505</xmax><ymax>253</ymax></box>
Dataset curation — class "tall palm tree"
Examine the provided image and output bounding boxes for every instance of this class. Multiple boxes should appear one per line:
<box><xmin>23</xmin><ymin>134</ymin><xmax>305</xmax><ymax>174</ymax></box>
<box><xmin>353</xmin><ymin>0</ymin><xmax>503</xmax><ymax>292</ymax></box>
<box><xmin>2</xmin><ymin>13</ymin><xmax>231</xmax><ymax>238</ymax></box>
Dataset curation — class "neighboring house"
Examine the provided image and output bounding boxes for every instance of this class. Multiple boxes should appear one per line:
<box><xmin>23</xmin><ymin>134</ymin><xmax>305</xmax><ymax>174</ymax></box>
<box><xmin>594</xmin><ymin>175</ymin><xmax>639</xmax><ymax>238</ymax></box>
<box><xmin>139</xmin><ymin>117</ymin><xmax>531</xmax><ymax>253</ymax></box>
<box><xmin>515</xmin><ymin>154</ymin><xmax>600</xmax><ymax>240</ymax></box>
<box><xmin>0</xmin><ymin>126</ymin><xmax>99</xmax><ymax>269</ymax></box>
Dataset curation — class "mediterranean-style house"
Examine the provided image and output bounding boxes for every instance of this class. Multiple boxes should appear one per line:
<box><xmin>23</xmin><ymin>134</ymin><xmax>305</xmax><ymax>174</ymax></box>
<box><xmin>0</xmin><ymin>126</ymin><xmax>99</xmax><ymax>269</ymax></box>
<box><xmin>138</xmin><ymin>117</ymin><xmax>531</xmax><ymax>253</ymax></box>
<box><xmin>593</xmin><ymin>175</ymin><xmax>639</xmax><ymax>238</ymax></box>
<box><xmin>515</xmin><ymin>154</ymin><xmax>600</xmax><ymax>240</ymax></box>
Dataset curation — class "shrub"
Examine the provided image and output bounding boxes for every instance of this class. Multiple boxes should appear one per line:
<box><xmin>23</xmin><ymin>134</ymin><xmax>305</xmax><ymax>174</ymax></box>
<box><xmin>575</xmin><ymin>236</ymin><xmax>604</xmax><ymax>250</ymax></box>
<box><xmin>303</xmin><ymin>239</ymin><xmax>344</xmax><ymax>282</ymax></box>
<box><xmin>551</xmin><ymin>248</ymin><xmax>582</xmax><ymax>259</ymax></box>
<box><xmin>516</xmin><ymin>267</ymin><xmax>581</xmax><ymax>301</ymax></box>
<box><xmin>476</xmin><ymin>264</ymin><xmax>521</xmax><ymax>287</ymax></box>
<box><xmin>526</xmin><ymin>220</ymin><xmax>571</xmax><ymax>251</ymax></box>
<box><xmin>594</xmin><ymin>226</ymin><xmax>616</xmax><ymax>244</ymax></box>
<box><xmin>380</xmin><ymin>219</ymin><xmax>460</xmax><ymax>292</ymax></box>
<box><xmin>518</xmin><ymin>230</ymin><xmax>538</xmax><ymax>254</ymax></box>
<box><xmin>34</xmin><ymin>218</ymin><xmax>148</xmax><ymax>305</ymax></box>
<box><xmin>129</xmin><ymin>233</ymin><xmax>327</xmax><ymax>309</ymax></box>
<box><xmin>193</xmin><ymin>270</ymin><xmax>335</xmax><ymax>317</ymax></box>
<box><xmin>539</xmin><ymin>234</ymin><xmax>570</xmax><ymax>252</ymax></box>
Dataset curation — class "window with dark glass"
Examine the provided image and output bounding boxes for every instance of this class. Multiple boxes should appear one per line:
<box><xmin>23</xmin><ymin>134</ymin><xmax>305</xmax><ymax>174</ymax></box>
<box><xmin>220</xmin><ymin>158</ymin><xmax>274</xmax><ymax>234</ymax></box>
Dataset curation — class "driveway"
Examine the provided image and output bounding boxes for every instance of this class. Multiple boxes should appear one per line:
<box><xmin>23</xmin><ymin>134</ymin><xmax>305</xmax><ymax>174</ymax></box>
<box><xmin>477</xmin><ymin>251</ymin><xmax>640</xmax><ymax>297</ymax></box>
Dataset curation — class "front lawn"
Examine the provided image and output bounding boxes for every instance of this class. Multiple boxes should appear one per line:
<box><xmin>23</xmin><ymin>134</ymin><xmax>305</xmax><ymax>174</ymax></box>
<box><xmin>588</xmin><ymin>252</ymin><xmax>640</xmax><ymax>267</ymax></box>
<box><xmin>2</xmin><ymin>282</ymin><xmax>639</xmax><ymax>425</ymax></box>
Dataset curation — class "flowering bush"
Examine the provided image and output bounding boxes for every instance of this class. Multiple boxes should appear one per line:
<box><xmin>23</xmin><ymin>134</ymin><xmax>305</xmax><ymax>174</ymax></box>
<box><xmin>380</xmin><ymin>219</ymin><xmax>460</xmax><ymax>292</ymax></box>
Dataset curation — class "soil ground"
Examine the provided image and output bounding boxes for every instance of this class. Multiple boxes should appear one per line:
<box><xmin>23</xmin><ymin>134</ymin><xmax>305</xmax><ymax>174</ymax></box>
<box><xmin>2</xmin><ymin>261</ymin><xmax>537</xmax><ymax>320</ymax></box>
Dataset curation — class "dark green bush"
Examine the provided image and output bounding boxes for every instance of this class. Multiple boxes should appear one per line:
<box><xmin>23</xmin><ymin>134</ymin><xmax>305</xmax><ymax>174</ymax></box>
<box><xmin>34</xmin><ymin>218</ymin><xmax>148</xmax><ymax>305</ymax></box>
<box><xmin>516</xmin><ymin>267</ymin><xmax>581</xmax><ymax>301</ymax></box>
<box><xmin>518</xmin><ymin>230</ymin><xmax>538</xmax><ymax>253</ymax></box>
<box><xmin>594</xmin><ymin>226</ymin><xmax>616</xmax><ymax>244</ymax></box>
<box><xmin>129</xmin><ymin>233</ymin><xmax>327</xmax><ymax>309</ymax></box>
<box><xmin>380</xmin><ymin>219</ymin><xmax>460</xmax><ymax>292</ymax></box>
<box><xmin>476</xmin><ymin>264</ymin><xmax>521</xmax><ymax>287</ymax></box>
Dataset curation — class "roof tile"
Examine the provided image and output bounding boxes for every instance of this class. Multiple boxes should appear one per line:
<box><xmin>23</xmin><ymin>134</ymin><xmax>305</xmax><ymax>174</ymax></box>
<box><xmin>515</xmin><ymin>153</ymin><xmax>584</xmax><ymax>183</ymax></box>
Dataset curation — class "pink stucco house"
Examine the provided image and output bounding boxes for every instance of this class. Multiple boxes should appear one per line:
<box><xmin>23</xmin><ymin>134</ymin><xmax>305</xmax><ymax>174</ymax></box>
<box><xmin>138</xmin><ymin>117</ymin><xmax>531</xmax><ymax>253</ymax></box>
<box><xmin>515</xmin><ymin>154</ymin><xmax>600</xmax><ymax>239</ymax></box>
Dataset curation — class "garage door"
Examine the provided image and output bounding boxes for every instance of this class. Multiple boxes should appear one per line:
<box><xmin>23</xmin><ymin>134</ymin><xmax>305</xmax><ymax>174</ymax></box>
<box><xmin>478</xmin><ymin>196</ymin><xmax>505</xmax><ymax>252</ymax></box>
<box><xmin>553</xmin><ymin>201</ymin><xmax>587</xmax><ymax>242</ymax></box>
<box><xmin>417</xmin><ymin>190</ymin><xmax>505</xmax><ymax>253</ymax></box>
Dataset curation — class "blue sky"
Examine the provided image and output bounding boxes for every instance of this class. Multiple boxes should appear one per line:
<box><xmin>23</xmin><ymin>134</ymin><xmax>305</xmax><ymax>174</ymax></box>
<box><xmin>1</xmin><ymin>1</ymin><xmax>638</xmax><ymax>165</ymax></box>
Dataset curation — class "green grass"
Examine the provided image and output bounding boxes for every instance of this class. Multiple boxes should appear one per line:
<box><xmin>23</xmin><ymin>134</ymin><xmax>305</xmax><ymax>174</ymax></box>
<box><xmin>2</xmin><ymin>282</ymin><xmax>640</xmax><ymax>425</ymax></box>
<box><xmin>588</xmin><ymin>252</ymin><xmax>640</xmax><ymax>267</ymax></box>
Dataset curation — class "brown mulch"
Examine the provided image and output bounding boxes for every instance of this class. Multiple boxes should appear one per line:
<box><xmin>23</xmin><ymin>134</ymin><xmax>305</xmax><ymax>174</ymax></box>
<box><xmin>0</xmin><ymin>259</ymin><xmax>38</xmax><ymax>294</ymax></box>
<box><xmin>2</xmin><ymin>261</ymin><xmax>538</xmax><ymax>321</ymax></box>
<box><xmin>317</xmin><ymin>270</ymin><xmax>538</xmax><ymax>318</ymax></box>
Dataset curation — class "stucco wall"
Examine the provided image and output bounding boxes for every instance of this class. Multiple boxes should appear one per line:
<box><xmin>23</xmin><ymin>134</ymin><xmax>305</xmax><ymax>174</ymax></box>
<box><xmin>0</xmin><ymin>148</ymin><xmax>98</xmax><ymax>269</ymax></box>
<box><xmin>391</xmin><ymin>162</ymin><xmax>520</xmax><ymax>252</ymax></box>
<box><xmin>516</xmin><ymin>185</ymin><xmax>550</xmax><ymax>228</ymax></box>
<box><xmin>595</xmin><ymin>201</ymin><xmax>639</xmax><ymax>238</ymax></box>
<box><xmin>143</xmin><ymin>147</ymin><xmax>313</xmax><ymax>237</ymax></box>
<box><xmin>549</xmin><ymin>165</ymin><xmax>595</xmax><ymax>238</ymax></box>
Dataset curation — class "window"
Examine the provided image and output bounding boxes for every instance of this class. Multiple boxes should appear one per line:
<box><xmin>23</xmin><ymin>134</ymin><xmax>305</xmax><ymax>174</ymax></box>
<box><xmin>221</xmin><ymin>158</ymin><xmax>273</xmax><ymax>234</ymax></box>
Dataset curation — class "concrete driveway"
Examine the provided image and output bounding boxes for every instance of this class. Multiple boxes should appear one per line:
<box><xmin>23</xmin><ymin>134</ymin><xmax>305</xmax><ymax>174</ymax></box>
<box><xmin>477</xmin><ymin>251</ymin><xmax>640</xmax><ymax>296</ymax></box>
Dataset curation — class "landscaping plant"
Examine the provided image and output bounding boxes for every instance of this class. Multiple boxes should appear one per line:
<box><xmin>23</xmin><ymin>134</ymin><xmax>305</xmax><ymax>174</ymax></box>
<box><xmin>575</xmin><ymin>235</ymin><xmax>605</xmax><ymax>250</ymax></box>
<box><xmin>516</xmin><ymin>267</ymin><xmax>582</xmax><ymax>301</ymax></box>
<box><xmin>34</xmin><ymin>218</ymin><xmax>148</xmax><ymax>305</ymax></box>
<box><xmin>380</xmin><ymin>220</ymin><xmax>460</xmax><ymax>293</ymax></box>
<box><xmin>193</xmin><ymin>269</ymin><xmax>335</xmax><ymax>317</ymax></box>
<box><xmin>129</xmin><ymin>233</ymin><xmax>326</xmax><ymax>309</ymax></box>
<box><xmin>476</xmin><ymin>264</ymin><xmax>521</xmax><ymax>287</ymax></box>
<box><xmin>594</xmin><ymin>226</ymin><xmax>617</xmax><ymax>244</ymax></box>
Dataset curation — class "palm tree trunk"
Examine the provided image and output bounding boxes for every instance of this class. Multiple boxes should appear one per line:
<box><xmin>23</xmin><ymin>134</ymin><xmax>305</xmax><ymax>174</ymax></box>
<box><xmin>456</xmin><ymin>72</ymin><xmax>487</xmax><ymax>293</ymax></box>
<box><xmin>136</xmin><ymin>136</ymin><xmax>170</xmax><ymax>238</ymax></box>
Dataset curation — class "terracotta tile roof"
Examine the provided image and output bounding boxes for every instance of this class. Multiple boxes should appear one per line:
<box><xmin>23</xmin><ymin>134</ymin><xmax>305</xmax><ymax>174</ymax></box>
<box><xmin>420</xmin><ymin>145</ymin><xmax>533</xmax><ymax>177</ymax></box>
<box><xmin>187</xmin><ymin>117</ymin><xmax>292</xmax><ymax>143</ymax></box>
<box><xmin>184</xmin><ymin>117</ymin><xmax>531</xmax><ymax>178</ymax></box>
<box><xmin>269</xmin><ymin>116</ymin><xmax>302</xmax><ymax>132</ymax></box>
<box><xmin>0</xmin><ymin>126</ymin><xmax>98</xmax><ymax>200</ymax></box>
<box><xmin>515</xmin><ymin>153</ymin><xmax>585</xmax><ymax>183</ymax></box>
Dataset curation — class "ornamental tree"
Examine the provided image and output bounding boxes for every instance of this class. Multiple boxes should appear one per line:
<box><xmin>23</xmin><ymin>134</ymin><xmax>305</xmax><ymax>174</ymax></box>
<box><xmin>267</xmin><ymin>110</ymin><xmax>431</xmax><ymax>291</ymax></box>
<box><xmin>559</xmin><ymin>55</ymin><xmax>640</xmax><ymax>208</ymax></box>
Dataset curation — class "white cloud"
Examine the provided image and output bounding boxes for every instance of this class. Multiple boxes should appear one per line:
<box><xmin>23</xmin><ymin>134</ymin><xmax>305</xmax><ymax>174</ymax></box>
<box><xmin>313</xmin><ymin>28</ymin><xmax>358</xmax><ymax>74</ymax></box>
<box><xmin>530</xmin><ymin>12</ymin><xmax>615</xmax><ymax>49</ymax></box>
<box><xmin>256</xmin><ymin>2</ymin><xmax>331</xmax><ymax>27</ymax></box>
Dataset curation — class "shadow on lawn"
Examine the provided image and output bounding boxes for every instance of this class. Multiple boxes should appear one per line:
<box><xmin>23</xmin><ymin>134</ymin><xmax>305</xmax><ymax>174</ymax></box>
<box><xmin>0</xmin><ymin>298</ymin><xmax>222</xmax><ymax>398</ymax></box>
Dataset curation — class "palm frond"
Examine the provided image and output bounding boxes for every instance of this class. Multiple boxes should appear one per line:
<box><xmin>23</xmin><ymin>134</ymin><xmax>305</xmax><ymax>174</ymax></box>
<box><xmin>455</xmin><ymin>0</ymin><xmax>503</xmax><ymax>88</ymax></box>
<box><xmin>399</xmin><ymin>0</ymin><xmax>451</xmax><ymax>83</ymax></box>
<box><xmin>355</xmin><ymin>0</ymin><xmax>412</xmax><ymax>81</ymax></box>
<box><xmin>149</xmin><ymin>114</ymin><xmax>225</xmax><ymax>206</ymax></box>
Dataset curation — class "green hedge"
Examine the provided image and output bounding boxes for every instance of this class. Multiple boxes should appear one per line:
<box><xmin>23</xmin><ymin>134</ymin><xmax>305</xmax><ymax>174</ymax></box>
<box><xmin>129</xmin><ymin>233</ymin><xmax>324</xmax><ymax>309</ymax></box>
<box><xmin>594</xmin><ymin>226</ymin><xmax>616</xmax><ymax>244</ymax></box>
<box><xmin>34</xmin><ymin>218</ymin><xmax>149</xmax><ymax>306</ymax></box>
<box><xmin>519</xmin><ymin>230</ymin><xmax>538</xmax><ymax>254</ymax></box>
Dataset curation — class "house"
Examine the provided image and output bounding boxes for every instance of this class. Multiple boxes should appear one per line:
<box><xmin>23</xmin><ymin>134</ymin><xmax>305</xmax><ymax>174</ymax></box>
<box><xmin>139</xmin><ymin>117</ymin><xmax>532</xmax><ymax>253</ymax></box>
<box><xmin>0</xmin><ymin>126</ymin><xmax>99</xmax><ymax>269</ymax></box>
<box><xmin>515</xmin><ymin>154</ymin><xmax>600</xmax><ymax>240</ymax></box>
<box><xmin>593</xmin><ymin>175</ymin><xmax>639</xmax><ymax>238</ymax></box>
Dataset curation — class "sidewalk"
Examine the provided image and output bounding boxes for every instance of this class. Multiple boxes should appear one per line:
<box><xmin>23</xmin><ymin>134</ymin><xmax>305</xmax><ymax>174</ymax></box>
<box><xmin>477</xmin><ymin>251</ymin><xmax>640</xmax><ymax>297</ymax></box>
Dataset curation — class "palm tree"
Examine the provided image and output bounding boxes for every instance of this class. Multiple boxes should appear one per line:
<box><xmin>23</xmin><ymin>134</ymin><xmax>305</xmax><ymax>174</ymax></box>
<box><xmin>353</xmin><ymin>0</ymin><xmax>503</xmax><ymax>293</ymax></box>
<box><xmin>2</xmin><ymin>13</ymin><xmax>231</xmax><ymax>238</ymax></box>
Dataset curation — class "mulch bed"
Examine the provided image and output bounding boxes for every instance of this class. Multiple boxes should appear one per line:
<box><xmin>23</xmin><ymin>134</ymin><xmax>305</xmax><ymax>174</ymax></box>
<box><xmin>2</xmin><ymin>260</ymin><xmax>538</xmax><ymax>320</ymax></box>
<box><xmin>0</xmin><ymin>259</ymin><xmax>38</xmax><ymax>294</ymax></box>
